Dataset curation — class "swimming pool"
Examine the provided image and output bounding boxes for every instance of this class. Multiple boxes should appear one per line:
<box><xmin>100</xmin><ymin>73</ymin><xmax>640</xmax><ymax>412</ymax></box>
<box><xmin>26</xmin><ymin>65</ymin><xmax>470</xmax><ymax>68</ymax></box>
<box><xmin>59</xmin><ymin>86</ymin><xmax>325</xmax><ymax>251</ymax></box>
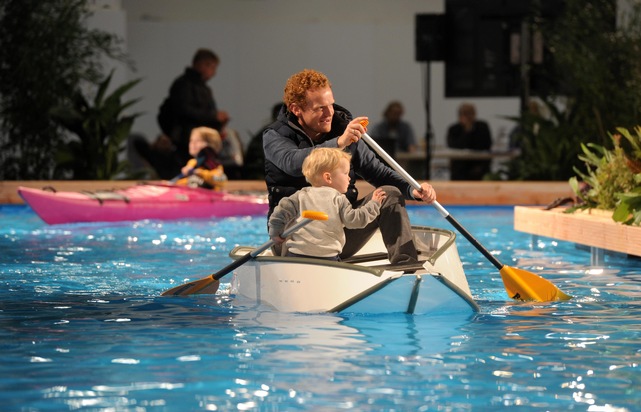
<box><xmin>1</xmin><ymin>205</ymin><xmax>639</xmax><ymax>411</ymax></box>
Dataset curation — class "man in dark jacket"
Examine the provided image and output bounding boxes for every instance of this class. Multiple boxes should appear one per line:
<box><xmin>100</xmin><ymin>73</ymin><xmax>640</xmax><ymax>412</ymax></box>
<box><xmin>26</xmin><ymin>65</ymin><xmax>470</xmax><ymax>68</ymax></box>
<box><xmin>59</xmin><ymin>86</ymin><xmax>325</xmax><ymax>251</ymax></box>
<box><xmin>263</xmin><ymin>69</ymin><xmax>436</xmax><ymax>265</ymax></box>
<box><xmin>157</xmin><ymin>48</ymin><xmax>230</xmax><ymax>171</ymax></box>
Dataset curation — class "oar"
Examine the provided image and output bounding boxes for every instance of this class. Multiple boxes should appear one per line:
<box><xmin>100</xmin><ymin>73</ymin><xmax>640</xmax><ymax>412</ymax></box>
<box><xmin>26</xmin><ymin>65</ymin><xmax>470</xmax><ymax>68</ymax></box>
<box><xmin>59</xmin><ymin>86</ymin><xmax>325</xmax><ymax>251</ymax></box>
<box><xmin>161</xmin><ymin>210</ymin><xmax>329</xmax><ymax>296</ymax></box>
<box><xmin>359</xmin><ymin>124</ymin><xmax>571</xmax><ymax>302</ymax></box>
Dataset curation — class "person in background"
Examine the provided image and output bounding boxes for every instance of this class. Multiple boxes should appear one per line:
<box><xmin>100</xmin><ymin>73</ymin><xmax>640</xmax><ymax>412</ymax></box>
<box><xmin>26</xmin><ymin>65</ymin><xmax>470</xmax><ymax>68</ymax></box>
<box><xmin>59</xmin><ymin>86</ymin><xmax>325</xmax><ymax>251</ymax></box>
<box><xmin>128</xmin><ymin>132</ymin><xmax>176</xmax><ymax>179</ymax></box>
<box><xmin>509</xmin><ymin>98</ymin><xmax>545</xmax><ymax>151</ymax></box>
<box><xmin>263</xmin><ymin>68</ymin><xmax>436</xmax><ymax>265</ymax></box>
<box><xmin>269</xmin><ymin>147</ymin><xmax>386</xmax><ymax>260</ymax></box>
<box><xmin>156</xmin><ymin>48</ymin><xmax>230</xmax><ymax>175</ymax></box>
<box><xmin>173</xmin><ymin>127</ymin><xmax>227</xmax><ymax>190</ymax></box>
<box><xmin>446</xmin><ymin>102</ymin><xmax>493</xmax><ymax>180</ymax></box>
<box><xmin>370</xmin><ymin>100</ymin><xmax>418</xmax><ymax>157</ymax></box>
<box><xmin>217</xmin><ymin>128</ymin><xmax>244</xmax><ymax>180</ymax></box>
<box><xmin>243</xmin><ymin>102</ymin><xmax>283</xmax><ymax>180</ymax></box>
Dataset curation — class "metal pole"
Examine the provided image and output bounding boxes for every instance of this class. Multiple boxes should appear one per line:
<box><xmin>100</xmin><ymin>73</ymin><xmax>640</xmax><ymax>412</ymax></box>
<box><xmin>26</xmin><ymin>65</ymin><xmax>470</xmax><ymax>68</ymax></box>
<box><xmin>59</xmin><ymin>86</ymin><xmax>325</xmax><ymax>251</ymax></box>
<box><xmin>424</xmin><ymin>62</ymin><xmax>433</xmax><ymax>180</ymax></box>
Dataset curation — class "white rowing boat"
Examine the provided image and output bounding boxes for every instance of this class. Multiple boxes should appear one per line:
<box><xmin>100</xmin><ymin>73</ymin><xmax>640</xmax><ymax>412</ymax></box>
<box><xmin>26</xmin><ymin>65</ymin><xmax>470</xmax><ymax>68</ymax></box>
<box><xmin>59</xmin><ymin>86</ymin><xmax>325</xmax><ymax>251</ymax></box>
<box><xmin>229</xmin><ymin>225</ymin><xmax>479</xmax><ymax>315</ymax></box>
<box><xmin>162</xmin><ymin>130</ymin><xmax>569</xmax><ymax>304</ymax></box>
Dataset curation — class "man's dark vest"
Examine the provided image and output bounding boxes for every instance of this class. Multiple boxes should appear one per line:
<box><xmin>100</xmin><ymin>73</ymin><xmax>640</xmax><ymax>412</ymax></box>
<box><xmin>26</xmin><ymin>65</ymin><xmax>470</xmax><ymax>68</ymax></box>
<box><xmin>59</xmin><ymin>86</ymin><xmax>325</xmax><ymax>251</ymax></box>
<box><xmin>264</xmin><ymin>105</ymin><xmax>358</xmax><ymax>216</ymax></box>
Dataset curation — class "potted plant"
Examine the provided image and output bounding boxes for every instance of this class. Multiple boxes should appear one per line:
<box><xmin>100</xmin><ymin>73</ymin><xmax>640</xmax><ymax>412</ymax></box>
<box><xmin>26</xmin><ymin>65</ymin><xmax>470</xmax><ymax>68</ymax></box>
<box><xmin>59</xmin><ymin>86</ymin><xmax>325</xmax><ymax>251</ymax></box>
<box><xmin>50</xmin><ymin>70</ymin><xmax>141</xmax><ymax>179</ymax></box>
<box><xmin>568</xmin><ymin>126</ymin><xmax>641</xmax><ymax>225</ymax></box>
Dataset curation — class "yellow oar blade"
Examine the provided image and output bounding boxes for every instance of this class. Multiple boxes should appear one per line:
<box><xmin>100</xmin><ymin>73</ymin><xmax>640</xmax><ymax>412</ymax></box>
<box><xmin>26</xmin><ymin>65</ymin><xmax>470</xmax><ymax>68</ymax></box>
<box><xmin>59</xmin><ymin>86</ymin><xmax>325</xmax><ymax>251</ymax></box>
<box><xmin>161</xmin><ymin>278</ymin><xmax>220</xmax><ymax>297</ymax></box>
<box><xmin>301</xmin><ymin>210</ymin><xmax>329</xmax><ymax>220</ymax></box>
<box><xmin>500</xmin><ymin>266</ymin><xmax>572</xmax><ymax>302</ymax></box>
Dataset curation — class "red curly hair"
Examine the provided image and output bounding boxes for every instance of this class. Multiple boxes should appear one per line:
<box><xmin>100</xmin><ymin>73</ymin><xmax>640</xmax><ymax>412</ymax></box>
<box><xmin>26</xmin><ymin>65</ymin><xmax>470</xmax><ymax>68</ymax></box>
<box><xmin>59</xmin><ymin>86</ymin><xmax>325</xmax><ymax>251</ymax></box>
<box><xmin>283</xmin><ymin>69</ymin><xmax>332</xmax><ymax>109</ymax></box>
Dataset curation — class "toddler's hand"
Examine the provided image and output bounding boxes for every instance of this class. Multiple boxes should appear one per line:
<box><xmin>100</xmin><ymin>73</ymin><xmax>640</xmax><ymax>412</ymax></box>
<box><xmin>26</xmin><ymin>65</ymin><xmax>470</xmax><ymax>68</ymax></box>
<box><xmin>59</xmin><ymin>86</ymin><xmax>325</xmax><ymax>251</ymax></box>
<box><xmin>372</xmin><ymin>188</ymin><xmax>387</xmax><ymax>204</ymax></box>
<box><xmin>271</xmin><ymin>235</ymin><xmax>286</xmax><ymax>245</ymax></box>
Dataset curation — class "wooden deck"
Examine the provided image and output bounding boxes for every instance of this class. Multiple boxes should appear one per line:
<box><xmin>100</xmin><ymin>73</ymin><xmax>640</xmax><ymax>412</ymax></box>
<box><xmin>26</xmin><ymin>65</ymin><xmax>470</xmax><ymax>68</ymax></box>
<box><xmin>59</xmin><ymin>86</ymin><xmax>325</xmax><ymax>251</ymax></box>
<box><xmin>514</xmin><ymin>206</ymin><xmax>641</xmax><ymax>260</ymax></box>
<box><xmin>1</xmin><ymin>180</ymin><xmax>574</xmax><ymax>206</ymax></box>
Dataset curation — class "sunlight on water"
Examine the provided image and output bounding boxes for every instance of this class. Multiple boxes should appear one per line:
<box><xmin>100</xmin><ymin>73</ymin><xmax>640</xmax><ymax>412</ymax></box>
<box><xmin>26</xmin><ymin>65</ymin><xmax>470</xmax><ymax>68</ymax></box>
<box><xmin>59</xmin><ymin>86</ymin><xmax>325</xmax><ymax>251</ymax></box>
<box><xmin>1</xmin><ymin>204</ymin><xmax>640</xmax><ymax>411</ymax></box>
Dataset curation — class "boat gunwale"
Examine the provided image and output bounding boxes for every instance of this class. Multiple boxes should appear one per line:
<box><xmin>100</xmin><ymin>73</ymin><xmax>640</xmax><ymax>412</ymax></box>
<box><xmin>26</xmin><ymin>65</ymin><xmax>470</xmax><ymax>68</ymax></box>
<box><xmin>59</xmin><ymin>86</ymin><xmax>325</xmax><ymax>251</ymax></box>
<box><xmin>412</xmin><ymin>225</ymin><xmax>457</xmax><ymax>265</ymax></box>
<box><xmin>230</xmin><ymin>225</ymin><xmax>458</xmax><ymax>270</ymax></box>
<box><xmin>228</xmin><ymin>252</ymin><xmax>389</xmax><ymax>277</ymax></box>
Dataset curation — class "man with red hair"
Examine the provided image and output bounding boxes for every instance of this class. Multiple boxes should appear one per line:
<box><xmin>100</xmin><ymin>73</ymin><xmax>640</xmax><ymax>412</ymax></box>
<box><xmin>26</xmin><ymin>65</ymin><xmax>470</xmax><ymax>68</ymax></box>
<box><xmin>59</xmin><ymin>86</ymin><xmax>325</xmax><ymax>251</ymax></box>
<box><xmin>263</xmin><ymin>69</ymin><xmax>437</xmax><ymax>265</ymax></box>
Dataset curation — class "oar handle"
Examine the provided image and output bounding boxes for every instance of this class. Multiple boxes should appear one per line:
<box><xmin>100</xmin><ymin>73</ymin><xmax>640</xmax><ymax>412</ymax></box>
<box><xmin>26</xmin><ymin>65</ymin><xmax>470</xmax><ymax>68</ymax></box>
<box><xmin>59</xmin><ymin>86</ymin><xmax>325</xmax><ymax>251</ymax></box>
<box><xmin>361</xmin><ymin>133</ymin><xmax>450</xmax><ymax>219</ymax></box>
<box><xmin>249</xmin><ymin>216</ymin><xmax>315</xmax><ymax>258</ymax></box>
<box><xmin>250</xmin><ymin>211</ymin><xmax>327</xmax><ymax>257</ymax></box>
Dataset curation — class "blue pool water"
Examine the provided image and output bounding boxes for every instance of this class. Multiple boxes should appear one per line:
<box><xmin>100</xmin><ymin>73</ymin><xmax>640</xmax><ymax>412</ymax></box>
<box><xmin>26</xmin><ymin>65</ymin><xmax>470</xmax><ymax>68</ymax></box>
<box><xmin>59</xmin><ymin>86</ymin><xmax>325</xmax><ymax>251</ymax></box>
<box><xmin>1</xmin><ymin>204</ymin><xmax>640</xmax><ymax>411</ymax></box>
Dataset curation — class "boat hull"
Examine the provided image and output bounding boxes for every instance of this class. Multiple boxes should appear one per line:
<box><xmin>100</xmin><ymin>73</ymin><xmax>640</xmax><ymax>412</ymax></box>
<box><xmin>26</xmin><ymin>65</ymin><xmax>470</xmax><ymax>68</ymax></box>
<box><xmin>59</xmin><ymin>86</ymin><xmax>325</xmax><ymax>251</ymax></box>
<box><xmin>18</xmin><ymin>184</ymin><xmax>268</xmax><ymax>224</ymax></box>
<box><xmin>230</xmin><ymin>226</ymin><xmax>478</xmax><ymax>315</ymax></box>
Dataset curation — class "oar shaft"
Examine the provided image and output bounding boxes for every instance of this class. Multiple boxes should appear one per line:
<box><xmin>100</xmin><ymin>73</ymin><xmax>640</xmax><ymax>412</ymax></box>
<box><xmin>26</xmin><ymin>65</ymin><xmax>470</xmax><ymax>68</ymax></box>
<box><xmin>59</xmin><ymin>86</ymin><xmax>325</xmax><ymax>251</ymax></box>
<box><xmin>213</xmin><ymin>217</ymin><xmax>315</xmax><ymax>281</ymax></box>
<box><xmin>212</xmin><ymin>254</ymin><xmax>254</xmax><ymax>281</ymax></box>
<box><xmin>442</xmin><ymin>213</ymin><xmax>503</xmax><ymax>271</ymax></box>
<box><xmin>361</xmin><ymin>132</ymin><xmax>502</xmax><ymax>270</ymax></box>
<box><xmin>361</xmin><ymin>129</ymin><xmax>569</xmax><ymax>302</ymax></box>
<box><xmin>161</xmin><ymin>213</ymin><xmax>326</xmax><ymax>297</ymax></box>
<box><xmin>362</xmin><ymin>133</ymin><xmax>421</xmax><ymax>190</ymax></box>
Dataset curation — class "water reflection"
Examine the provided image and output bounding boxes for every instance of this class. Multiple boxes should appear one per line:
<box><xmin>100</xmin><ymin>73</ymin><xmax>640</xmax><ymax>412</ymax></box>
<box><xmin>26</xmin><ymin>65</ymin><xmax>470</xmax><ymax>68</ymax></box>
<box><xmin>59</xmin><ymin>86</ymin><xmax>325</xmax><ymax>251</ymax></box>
<box><xmin>3</xmin><ymin>205</ymin><xmax>641</xmax><ymax>410</ymax></box>
<box><xmin>198</xmin><ymin>302</ymin><xmax>474</xmax><ymax>409</ymax></box>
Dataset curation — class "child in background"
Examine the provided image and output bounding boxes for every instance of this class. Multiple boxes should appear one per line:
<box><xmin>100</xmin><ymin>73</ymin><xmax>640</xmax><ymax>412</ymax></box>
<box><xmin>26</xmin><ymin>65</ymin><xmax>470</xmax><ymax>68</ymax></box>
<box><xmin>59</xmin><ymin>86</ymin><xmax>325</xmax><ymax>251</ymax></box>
<box><xmin>174</xmin><ymin>127</ymin><xmax>227</xmax><ymax>190</ymax></box>
<box><xmin>269</xmin><ymin>147</ymin><xmax>386</xmax><ymax>260</ymax></box>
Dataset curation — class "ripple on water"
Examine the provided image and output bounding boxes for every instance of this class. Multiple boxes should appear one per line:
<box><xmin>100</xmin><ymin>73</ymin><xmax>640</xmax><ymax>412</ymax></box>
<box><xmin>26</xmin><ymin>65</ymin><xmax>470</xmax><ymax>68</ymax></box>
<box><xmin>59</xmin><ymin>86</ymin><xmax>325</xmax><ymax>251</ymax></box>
<box><xmin>1</xmin><ymin>205</ymin><xmax>640</xmax><ymax>411</ymax></box>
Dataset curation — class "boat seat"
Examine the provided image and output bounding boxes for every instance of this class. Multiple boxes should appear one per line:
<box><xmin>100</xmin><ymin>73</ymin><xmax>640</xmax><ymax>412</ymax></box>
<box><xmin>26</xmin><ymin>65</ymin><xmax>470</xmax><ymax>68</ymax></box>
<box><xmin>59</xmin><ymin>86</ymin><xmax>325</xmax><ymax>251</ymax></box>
<box><xmin>343</xmin><ymin>250</ymin><xmax>434</xmax><ymax>265</ymax></box>
<box><xmin>369</xmin><ymin>261</ymin><xmax>426</xmax><ymax>273</ymax></box>
<box><xmin>81</xmin><ymin>190</ymin><xmax>130</xmax><ymax>204</ymax></box>
<box><xmin>342</xmin><ymin>252</ymin><xmax>388</xmax><ymax>264</ymax></box>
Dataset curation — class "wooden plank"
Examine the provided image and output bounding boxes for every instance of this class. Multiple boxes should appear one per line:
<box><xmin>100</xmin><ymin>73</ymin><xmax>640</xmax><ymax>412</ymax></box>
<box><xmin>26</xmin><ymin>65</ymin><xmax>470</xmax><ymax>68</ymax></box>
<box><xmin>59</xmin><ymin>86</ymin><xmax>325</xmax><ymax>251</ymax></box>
<box><xmin>0</xmin><ymin>180</ymin><xmax>267</xmax><ymax>205</ymax></box>
<box><xmin>428</xmin><ymin>181</ymin><xmax>573</xmax><ymax>206</ymax></box>
<box><xmin>514</xmin><ymin>206</ymin><xmax>641</xmax><ymax>257</ymax></box>
<box><xmin>1</xmin><ymin>180</ymin><xmax>574</xmax><ymax>206</ymax></box>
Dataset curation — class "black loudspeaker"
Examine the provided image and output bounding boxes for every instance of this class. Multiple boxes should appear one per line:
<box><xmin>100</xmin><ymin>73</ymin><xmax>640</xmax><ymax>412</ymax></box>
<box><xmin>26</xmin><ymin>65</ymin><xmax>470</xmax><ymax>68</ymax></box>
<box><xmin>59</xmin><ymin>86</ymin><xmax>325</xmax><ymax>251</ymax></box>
<box><xmin>415</xmin><ymin>14</ymin><xmax>446</xmax><ymax>62</ymax></box>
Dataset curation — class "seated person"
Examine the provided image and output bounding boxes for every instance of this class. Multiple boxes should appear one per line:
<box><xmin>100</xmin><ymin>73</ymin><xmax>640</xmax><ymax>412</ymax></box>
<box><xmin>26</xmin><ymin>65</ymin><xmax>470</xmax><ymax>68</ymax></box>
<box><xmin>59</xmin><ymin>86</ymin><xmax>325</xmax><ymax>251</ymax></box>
<box><xmin>370</xmin><ymin>100</ymin><xmax>418</xmax><ymax>156</ymax></box>
<box><xmin>130</xmin><ymin>133</ymin><xmax>182</xmax><ymax>179</ymax></box>
<box><xmin>446</xmin><ymin>103</ymin><xmax>493</xmax><ymax>180</ymax></box>
<box><xmin>173</xmin><ymin>127</ymin><xmax>227</xmax><ymax>190</ymax></box>
<box><xmin>218</xmin><ymin>127</ymin><xmax>244</xmax><ymax>180</ymax></box>
<box><xmin>268</xmin><ymin>147</ymin><xmax>386</xmax><ymax>261</ymax></box>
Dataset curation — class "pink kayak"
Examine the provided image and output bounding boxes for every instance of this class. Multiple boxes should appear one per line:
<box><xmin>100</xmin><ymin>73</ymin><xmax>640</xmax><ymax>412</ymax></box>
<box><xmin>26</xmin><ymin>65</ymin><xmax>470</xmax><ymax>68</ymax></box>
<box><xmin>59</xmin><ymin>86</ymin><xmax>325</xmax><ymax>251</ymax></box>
<box><xmin>18</xmin><ymin>184</ymin><xmax>268</xmax><ymax>225</ymax></box>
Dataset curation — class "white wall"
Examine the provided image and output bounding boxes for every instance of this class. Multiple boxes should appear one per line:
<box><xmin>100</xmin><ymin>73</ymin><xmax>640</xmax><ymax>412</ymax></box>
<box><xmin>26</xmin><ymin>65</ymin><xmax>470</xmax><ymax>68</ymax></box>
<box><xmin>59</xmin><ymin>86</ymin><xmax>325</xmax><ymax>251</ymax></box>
<box><xmin>86</xmin><ymin>3</ymin><xmax>128</xmax><ymax>92</ymax></box>
<box><xmin>113</xmin><ymin>0</ymin><xmax>520</xmax><ymax>152</ymax></box>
